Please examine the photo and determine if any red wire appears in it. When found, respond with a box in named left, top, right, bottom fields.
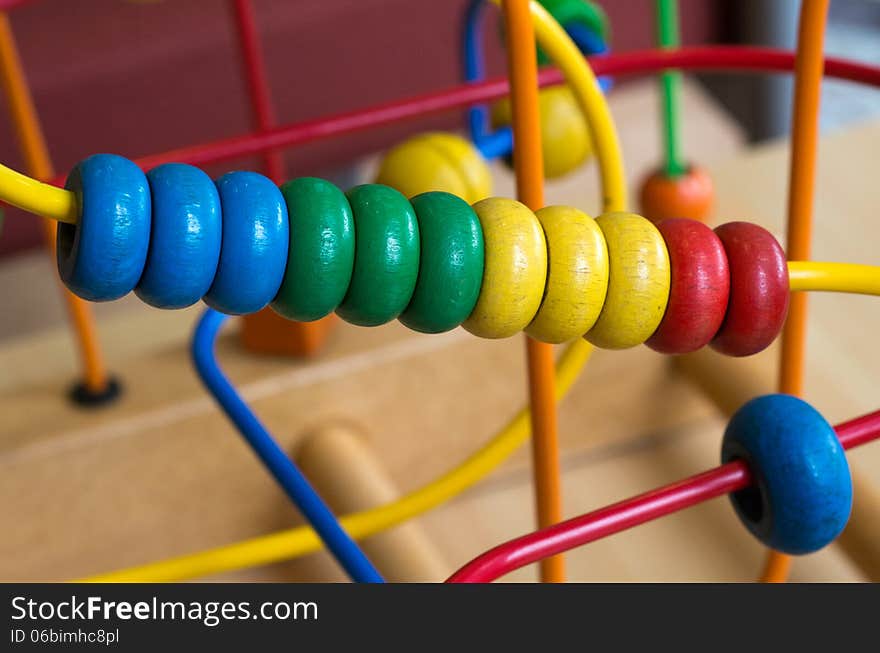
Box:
left=130, top=47, right=879, bottom=169
left=591, top=46, right=880, bottom=87
left=446, top=409, right=880, bottom=583
left=44, top=46, right=880, bottom=186
left=832, top=410, right=880, bottom=451
left=231, top=0, right=284, bottom=183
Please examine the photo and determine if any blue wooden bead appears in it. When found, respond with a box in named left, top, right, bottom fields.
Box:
left=58, top=154, right=151, bottom=301
left=722, top=394, right=852, bottom=554
left=136, top=163, right=222, bottom=309
left=204, top=171, right=289, bottom=315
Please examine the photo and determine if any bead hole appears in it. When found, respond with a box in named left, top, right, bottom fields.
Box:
left=731, top=484, right=764, bottom=525
left=57, top=221, right=77, bottom=268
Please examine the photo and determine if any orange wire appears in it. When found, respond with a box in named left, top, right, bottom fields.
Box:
left=502, top=0, right=565, bottom=583
left=763, top=0, right=829, bottom=584
left=0, top=12, right=108, bottom=392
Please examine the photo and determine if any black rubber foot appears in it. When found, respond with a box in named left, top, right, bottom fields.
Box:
left=68, top=376, right=123, bottom=408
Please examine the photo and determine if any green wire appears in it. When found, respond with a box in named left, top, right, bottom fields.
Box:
left=657, top=0, right=686, bottom=178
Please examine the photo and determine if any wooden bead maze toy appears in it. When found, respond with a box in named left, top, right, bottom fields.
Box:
left=1, top=0, right=880, bottom=584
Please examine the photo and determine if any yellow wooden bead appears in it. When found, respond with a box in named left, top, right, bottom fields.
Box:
left=463, top=197, right=547, bottom=339
left=374, top=132, right=492, bottom=205
left=525, top=205, right=608, bottom=343
left=584, top=212, right=671, bottom=349
left=491, top=86, right=592, bottom=179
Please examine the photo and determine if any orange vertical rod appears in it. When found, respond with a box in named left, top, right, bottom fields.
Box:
left=763, top=0, right=829, bottom=583
left=502, top=0, right=565, bottom=583
left=0, top=12, right=109, bottom=393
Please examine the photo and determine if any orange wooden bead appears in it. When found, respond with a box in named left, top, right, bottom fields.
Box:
left=638, top=165, right=714, bottom=225
left=241, top=310, right=336, bottom=358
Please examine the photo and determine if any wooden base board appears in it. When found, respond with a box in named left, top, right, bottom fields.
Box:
left=0, top=315, right=720, bottom=580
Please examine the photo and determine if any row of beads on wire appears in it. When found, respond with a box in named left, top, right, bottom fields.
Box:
left=59, top=154, right=789, bottom=356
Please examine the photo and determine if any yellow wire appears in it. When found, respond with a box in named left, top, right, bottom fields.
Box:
left=0, top=161, right=77, bottom=223
left=491, top=0, right=627, bottom=213
left=788, top=261, right=880, bottom=296
left=82, top=339, right=593, bottom=582
left=0, top=11, right=76, bottom=222
left=79, top=0, right=625, bottom=584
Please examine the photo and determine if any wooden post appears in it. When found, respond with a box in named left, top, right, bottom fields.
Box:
left=295, top=423, right=448, bottom=582
left=240, top=310, right=335, bottom=358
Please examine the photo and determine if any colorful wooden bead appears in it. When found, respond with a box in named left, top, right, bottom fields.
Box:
left=646, top=218, right=730, bottom=354
left=337, top=184, right=420, bottom=327
left=136, top=163, right=221, bottom=309
left=638, top=165, right=714, bottom=224
left=272, top=177, right=355, bottom=322
left=525, top=205, right=608, bottom=343
left=59, top=154, right=151, bottom=301
left=375, top=132, right=492, bottom=205
left=463, top=198, right=547, bottom=339
left=722, top=394, right=852, bottom=554
left=399, top=192, right=484, bottom=334
left=585, top=212, right=671, bottom=349
left=492, top=86, right=592, bottom=179
left=711, top=222, right=789, bottom=357
left=204, top=171, right=289, bottom=315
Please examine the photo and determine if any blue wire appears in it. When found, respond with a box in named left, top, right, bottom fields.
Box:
left=464, top=0, right=513, bottom=162
left=463, top=0, right=490, bottom=144
left=476, top=126, right=513, bottom=159
left=565, top=20, right=606, bottom=57
left=191, top=308, right=385, bottom=583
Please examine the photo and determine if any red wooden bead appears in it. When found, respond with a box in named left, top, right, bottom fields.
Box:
left=646, top=218, right=730, bottom=354
left=711, top=222, right=789, bottom=357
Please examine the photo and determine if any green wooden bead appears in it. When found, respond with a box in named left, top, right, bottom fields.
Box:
left=271, top=177, right=355, bottom=321
left=337, top=184, right=420, bottom=326
left=400, top=192, right=484, bottom=333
